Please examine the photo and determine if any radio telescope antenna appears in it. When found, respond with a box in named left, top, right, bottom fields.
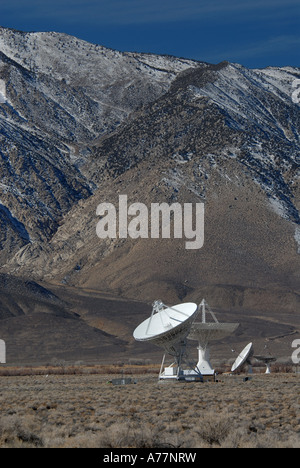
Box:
left=133, top=300, right=198, bottom=380
left=231, top=342, right=254, bottom=373
left=254, top=343, right=276, bottom=374
left=254, top=355, right=276, bottom=374
left=188, top=299, right=239, bottom=376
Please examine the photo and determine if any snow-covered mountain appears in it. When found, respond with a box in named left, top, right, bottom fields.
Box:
left=0, top=27, right=201, bottom=256
left=0, top=26, right=299, bottom=308
left=0, top=27, right=200, bottom=141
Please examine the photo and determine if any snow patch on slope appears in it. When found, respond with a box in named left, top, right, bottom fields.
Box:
left=0, top=79, right=6, bottom=103
left=269, top=197, right=289, bottom=220
left=255, top=67, right=300, bottom=102
left=294, top=227, right=300, bottom=254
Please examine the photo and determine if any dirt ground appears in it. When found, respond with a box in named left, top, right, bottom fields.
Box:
left=0, top=371, right=299, bottom=448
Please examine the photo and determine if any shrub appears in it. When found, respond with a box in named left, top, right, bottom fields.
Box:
left=0, top=415, right=43, bottom=448
left=195, top=412, right=232, bottom=446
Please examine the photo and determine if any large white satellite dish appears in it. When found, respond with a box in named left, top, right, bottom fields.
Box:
left=133, top=300, right=198, bottom=350
left=188, top=299, right=239, bottom=376
left=133, top=300, right=198, bottom=379
left=231, top=342, right=253, bottom=373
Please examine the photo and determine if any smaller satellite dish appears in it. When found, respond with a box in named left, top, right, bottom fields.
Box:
left=187, top=299, right=239, bottom=376
left=231, top=342, right=253, bottom=373
left=254, top=355, right=276, bottom=374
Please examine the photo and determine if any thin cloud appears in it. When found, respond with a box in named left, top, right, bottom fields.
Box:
left=205, top=35, right=300, bottom=64
left=1, top=0, right=299, bottom=26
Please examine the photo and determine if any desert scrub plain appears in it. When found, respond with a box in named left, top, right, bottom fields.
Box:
left=0, top=368, right=299, bottom=448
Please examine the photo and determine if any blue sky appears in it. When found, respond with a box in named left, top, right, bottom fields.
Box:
left=1, top=0, right=300, bottom=68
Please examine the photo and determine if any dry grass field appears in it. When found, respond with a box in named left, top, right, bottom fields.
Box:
left=0, top=368, right=299, bottom=448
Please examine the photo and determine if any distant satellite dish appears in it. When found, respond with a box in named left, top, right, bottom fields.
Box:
left=133, top=300, right=198, bottom=379
left=254, top=355, right=276, bottom=374
left=188, top=299, right=239, bottom=375
left=231, top=342, right=253, bottom=373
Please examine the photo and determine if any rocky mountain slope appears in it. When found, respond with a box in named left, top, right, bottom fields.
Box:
left=0, top=27, right=200, bottom=261
left=0, top=27, right=299, bottom=364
